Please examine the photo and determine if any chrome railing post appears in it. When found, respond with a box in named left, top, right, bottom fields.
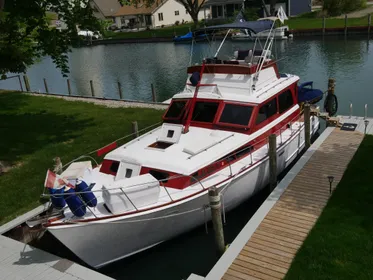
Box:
left=163, top=186, right=174, bottom=202
left=280, top=127, right=283, bottom=144
left=350, top=102, right=353, bottom=118
left=365, top=104, right=368, bottom=120
left=120, top=188, right=138, bottom=211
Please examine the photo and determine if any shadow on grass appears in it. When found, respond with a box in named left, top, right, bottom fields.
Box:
left=0, top=91, right=29, bottom=111
left=0, top=112, right=93, bottom=164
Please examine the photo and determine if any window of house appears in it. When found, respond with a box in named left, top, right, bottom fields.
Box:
left=212, top=5, right=223, bottom=18
left=158, top=13, right=163, bottom=21
left=219, top=104, right=253, bottom=126
left=186, top=10, right=188, bottom=14
left=192, top=102, right=219, bottom=123
left=278, top=90, right=294, bottom=114
left=256, top=98, right=278, bottom=125
left=164, top=101, right=187, bottom=119
left=175, top=10, right=179, bottom=16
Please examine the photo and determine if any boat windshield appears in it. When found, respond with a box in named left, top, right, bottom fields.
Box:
left=164, top=100, right=188, bottom=122
left=218, top=104, right=254, bottom=126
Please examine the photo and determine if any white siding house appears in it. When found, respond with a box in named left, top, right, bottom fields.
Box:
left=114, top=0, right=210, bottom=29
left=152, top=0, right=209, bottom=27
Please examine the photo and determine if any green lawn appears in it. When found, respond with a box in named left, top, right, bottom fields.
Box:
left=104, top=23, right=193, bottom=39
left=0, top=92, right=164, bottom=225
left=285, top=135, right=373, bottom=279
left=287, top=14, right=373, bottom=30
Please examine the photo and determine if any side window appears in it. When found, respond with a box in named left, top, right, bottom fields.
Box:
left=278, top=90, right=294, bottom=114
left=192, top=102, right=219, bottom=123
left=256, top=98, right=278, bottom=125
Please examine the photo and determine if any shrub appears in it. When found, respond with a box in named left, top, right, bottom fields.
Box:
left=323, top=0, right=367, bottom=16
left=175, top=20, right=180, bottom=26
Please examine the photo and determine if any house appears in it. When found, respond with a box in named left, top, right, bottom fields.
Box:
left=203, top=0, right=244, bottom=19
left=204, top=0, right=311, bottom=19
left=91, top=0, right=122, bottom=20
left=114, top=0, right=210, bottom=29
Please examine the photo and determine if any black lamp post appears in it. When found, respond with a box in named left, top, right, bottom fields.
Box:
left=327, top=176, right=334, bottom=194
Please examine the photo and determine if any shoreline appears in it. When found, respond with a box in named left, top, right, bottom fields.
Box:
left=91, top=26, right=373, bottom=46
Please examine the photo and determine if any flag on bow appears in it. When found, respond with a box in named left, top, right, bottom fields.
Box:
left=44, top=169, right=74, bottom=189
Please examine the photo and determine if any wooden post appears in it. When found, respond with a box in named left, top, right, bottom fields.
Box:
left=268, top=134, right=277, bottom=192
left=67, top=79, right=72, bottom=96
left=322, top=16, right=326, bottom=34
left=208, top=187, right=225, bottom=256
left=18, top=75, right=23, bottom=92
left=151, top=83, right=156, bottom=102
left=43, top=78, right=49, bottom=93
left=344, top=14, right=348, bottom=36
left=304, top=103, right=311, bottom=149
left=328, top=78, right=335, bottom=95
left=369, top=14, right=371, bottom=34
left=90, top=80, right=95, bottom=97
left=118, top=81, right=123, bottom=99
left=23, top=75, right=30, bottom=92
left=132, top=121, right=139, bottom=139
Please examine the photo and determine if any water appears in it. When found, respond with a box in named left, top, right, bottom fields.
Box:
left=1, top=36, right=373, bottom=116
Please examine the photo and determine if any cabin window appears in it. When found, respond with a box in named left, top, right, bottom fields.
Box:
left=149, top=170, right=169, bottom=183
left=256, top=98, right=278, bottom=124
left=164, top=101, right=187, bottom=119
left=125, top=169, right=133, bottom=178
left=219, top=104, right=253, bottom=126
left=110, top=161, right=120, bottom=173
left=278, top=90, right=294, bottom=113
left=192, top=102, right=219, bottom=123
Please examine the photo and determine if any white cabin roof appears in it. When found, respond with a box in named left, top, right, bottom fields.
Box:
left=105, top=126, right=251, bottom=175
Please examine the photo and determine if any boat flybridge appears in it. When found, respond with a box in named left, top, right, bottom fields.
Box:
left=35, top=17, right=321, bottom=269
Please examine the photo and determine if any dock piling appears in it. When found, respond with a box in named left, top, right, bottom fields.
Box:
left=67, top=79, right=72, bottom=96
left=269, top=134, right=277, bottom=192
left=18, top=75, right=23, bottom=92
left=151, top=83, right=156, bottom=102
left=369, top=14, right=371, bottom=34
left=132, top=121, right=139, bottom=139
left=90, top=80, right=95, bottom=97
left=23, top=75, right=30, bottom=92
left=118, top=81, right=123, bottom=99
left=43, top=78, right=49, bottom=93
left=208, top=187, right=225, bottom=256
left=304, top=103, right=311, bottom=149
left=345, top=14, right=348, bottom=36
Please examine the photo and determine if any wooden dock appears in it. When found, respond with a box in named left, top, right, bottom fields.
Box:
left=203, top=125, right=365, bottom=280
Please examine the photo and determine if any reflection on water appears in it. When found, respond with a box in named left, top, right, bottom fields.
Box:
left=1, top=37, right=372, bottom=113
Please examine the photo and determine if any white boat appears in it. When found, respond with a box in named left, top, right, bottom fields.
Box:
left=232, top=18, right=292, bottom=41
left=39, top=19, right=320, bottom=269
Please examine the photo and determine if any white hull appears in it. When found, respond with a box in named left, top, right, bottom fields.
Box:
left=48, top=117, right=319, bottom=268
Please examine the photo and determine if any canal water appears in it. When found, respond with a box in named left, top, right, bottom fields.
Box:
left=1, top=36, right=373, bottom=116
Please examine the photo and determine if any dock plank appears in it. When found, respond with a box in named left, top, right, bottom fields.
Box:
left=222, top=128, right=364, bottom=279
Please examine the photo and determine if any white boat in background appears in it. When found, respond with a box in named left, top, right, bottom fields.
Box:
left=232, top=17, right=292, bottom=41
left=35, top=13, right=321, bottom=269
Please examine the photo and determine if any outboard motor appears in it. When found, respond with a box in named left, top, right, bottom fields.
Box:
left=64, top=188, right=86, bottom=217
left=76, top=180, right=97, bottom=207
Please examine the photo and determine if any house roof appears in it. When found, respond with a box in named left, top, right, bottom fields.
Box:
left=203, top=0, right=244, bottom=6
left=92, top=0, right=121, bottom=17
left=114, top=1, right=161, bottom=16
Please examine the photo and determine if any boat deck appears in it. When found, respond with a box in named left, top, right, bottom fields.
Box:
left=203, top=125, right=365, bottom=280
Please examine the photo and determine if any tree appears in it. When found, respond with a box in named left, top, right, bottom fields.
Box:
left=122, top=0, right=206, bottom=26
left=323, top=0, right=367, bottom=16
left=269, top=0, right=276, bottom=16
left=0, top=0, right=101, bottom=77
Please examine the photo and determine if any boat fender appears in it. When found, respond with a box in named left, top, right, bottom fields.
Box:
left=49, top=188, right=66, bottom=209
left=76, top=180, right=97, bottom=207
left=190, top=72, right=200, bottom=86
left=64, top=188, right=86, bottom=217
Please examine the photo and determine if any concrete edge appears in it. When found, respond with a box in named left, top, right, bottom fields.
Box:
left=204, top=127, right=335, bottom=280
left=0, top=203, right=49, bottom=234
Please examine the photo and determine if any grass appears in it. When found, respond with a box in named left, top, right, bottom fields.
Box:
left=287, top=14, right=373, bottom=30
left=0, top=91, right=164, bottom=225
left=104, top=23, right=194, bottom=39
left=285, top=135, right=373, bottom=279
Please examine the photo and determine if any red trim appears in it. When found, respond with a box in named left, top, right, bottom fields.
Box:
left=99, top=160, right=119, bottom=176
left=46, top=111, right=303, bottom=227
left=97, top=142, right=117, bottom=157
